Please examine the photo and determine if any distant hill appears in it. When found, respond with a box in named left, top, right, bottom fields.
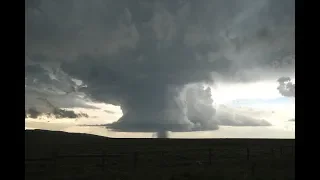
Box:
left=25, top=129, right=109, bottom=145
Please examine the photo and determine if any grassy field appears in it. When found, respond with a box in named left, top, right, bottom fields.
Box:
left=25, top=130, right=295, bottom=180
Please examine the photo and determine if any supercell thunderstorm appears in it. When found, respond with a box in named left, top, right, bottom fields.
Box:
left=26, top=0, right=294, bottom=133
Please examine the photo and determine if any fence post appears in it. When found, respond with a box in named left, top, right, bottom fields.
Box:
left=246, top=147, right=250, bottom=160
left=292, top=146, right=295, bottom=155
left=161, top=151, right=166, bottom=166
left=133, top=152, right=138, bottom=170
left=208, top=148, right=212, bottom=165
left=251, top=162, right=256, bottom=176
left=101, top=152, right=105, bottom=171
left=271, top=148, right=275, bottom=157
left=51, top=150, right=58, bottom=174
left=170, top=174, right=175, bottom=180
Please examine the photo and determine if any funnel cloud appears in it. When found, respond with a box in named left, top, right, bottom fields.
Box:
left=26, top=0, right=294, bottom=132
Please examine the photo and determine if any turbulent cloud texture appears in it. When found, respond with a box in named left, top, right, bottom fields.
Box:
left=25, top=107, right=88, bottom=119
left=277, top=77, right=295, bottom=97
left=26, top=0, right=294, bottom=131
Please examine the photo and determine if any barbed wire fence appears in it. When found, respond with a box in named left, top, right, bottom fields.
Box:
left=25, top=145, right=294, bottom=178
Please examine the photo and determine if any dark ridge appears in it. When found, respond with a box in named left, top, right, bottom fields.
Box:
left=25, top=129, right=110, bottom=145
left=25, top=129, right=294, bottom=145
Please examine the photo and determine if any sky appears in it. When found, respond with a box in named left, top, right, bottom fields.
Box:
left=25, top=78, right=295, bottom=139
left=25, top=0, right=295, bottom=138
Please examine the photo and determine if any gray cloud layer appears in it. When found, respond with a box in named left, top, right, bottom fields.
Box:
left=26, top=0, right=294, bottom=132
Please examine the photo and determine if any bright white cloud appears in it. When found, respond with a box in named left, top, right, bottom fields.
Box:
left=210, top=80, right=282, bottom=105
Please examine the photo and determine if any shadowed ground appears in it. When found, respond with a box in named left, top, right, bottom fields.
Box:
left=25, top=130, right=295, bottom=180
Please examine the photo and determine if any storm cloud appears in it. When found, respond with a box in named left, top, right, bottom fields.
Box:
left=26, top=0, right=294, bottom=132
left=25, top=107, right=89, bottom=119
left=277, top=77, right=295, bottom=97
